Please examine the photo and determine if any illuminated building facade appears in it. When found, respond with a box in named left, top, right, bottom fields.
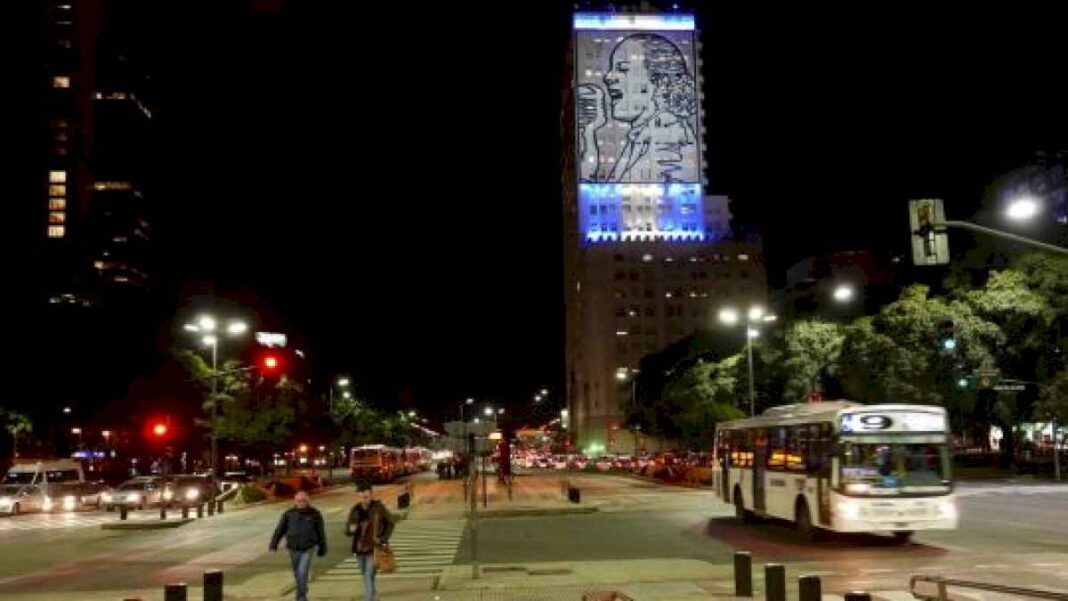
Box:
left=564, top=12, right=767, bottom=453
left=43, top=0, right=152, bottom=307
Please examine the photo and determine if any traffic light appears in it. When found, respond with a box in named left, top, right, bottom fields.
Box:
left=957, top=377, right=969, bottom=389
left=152, top=422, right=168, bottom=437
left=259, top=351, right=284, bottom=377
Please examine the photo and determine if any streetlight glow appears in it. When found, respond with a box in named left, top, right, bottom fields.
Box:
left=763, top=314, right=778, bottom=323
left=183, top=323, right=200, bottom=332
left=833, top=284, right=855, bottom=302
left=540, top=388, right=548, bottom=395
left=202, top=334, right=217, bottom=346
left=342, top=391, right=352, bottom=400
left=337, top=377, right=350, bottom=387
left=718, top=307, right=739, bottom=325
left=197, top=315, right=217, bottom=332
left=747, top=328, right=760, bottom=339
left=483, top=406, right=493, bottom=416
left=70, top=427, right=81, bottom=435
left=465, top=398, right=474, bottom=405
left=227, top=321, right=248, bottom=335
left=1007, top=196, right=1040, bottom=221
left=747, top=306, right=765, bottom=322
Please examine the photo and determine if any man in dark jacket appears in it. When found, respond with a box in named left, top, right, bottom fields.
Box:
left=270, top=491, right=327, bottom=601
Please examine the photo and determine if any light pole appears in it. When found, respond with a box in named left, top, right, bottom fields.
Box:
left=71, top=427, right=83, bottom=450
left=719, top=305, right=777, bottom=417
left=832, top=284, right=855, bottom=303
left=184, top=314, right=248, bottom=475
left=330, top=376, right=351, bottom=415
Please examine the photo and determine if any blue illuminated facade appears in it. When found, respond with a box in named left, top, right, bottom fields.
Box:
left=579, top=183, right=707, bottom=244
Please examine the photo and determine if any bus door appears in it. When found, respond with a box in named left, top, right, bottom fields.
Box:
left=816, top=424, right=832, bottom=525
left=752, top=429, right=767, bottom=513
left=716, top=431, right=730, bottom=503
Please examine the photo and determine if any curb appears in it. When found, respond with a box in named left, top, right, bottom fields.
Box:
left=101, top=518, right=195, bottom=530
left=466, top=505, right=599, bottom=519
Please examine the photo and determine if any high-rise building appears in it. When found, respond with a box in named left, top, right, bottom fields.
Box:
left=563, top=11, right=767, bottom=453
left=42, top=0, right=153, bottom=307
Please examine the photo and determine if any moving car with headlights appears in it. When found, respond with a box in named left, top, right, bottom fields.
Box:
left=165, top=475, right=219, bottom=508
left=2, top=459, right=87, bottom=513
left=102, top=476, right=168, bottom=511
left=0, top=484, right=47, bottom=515
left=714, top=401, right=956, bottom=543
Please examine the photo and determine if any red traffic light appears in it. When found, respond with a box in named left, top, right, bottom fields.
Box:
left=152, top=423, right=168, bottom=437
left=259, top=351, right=284, bottom=376
left=264, top=355, right=278, bottom=370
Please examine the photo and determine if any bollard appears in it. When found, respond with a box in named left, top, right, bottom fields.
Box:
left=765, top=564, right=786, bottom=601
left=844, top=592, right=872, bottom=601
left=181, top=506, right=189, bottom=519
left=398, top=492, right=411, bottom=510
left=207, top=500, right=215, bottom=516
left=567, top=487, right=580, bottom=503
left=120, top=505, right=128, bottom=520
left=196, top=504, right=204, bottom=518
left=163, top=583, right=187, bottom=601
left=216, top=500, right=224, bottom=515
left=203, top=570, right=223, bottom=601
left=799, top=575, right=822, bottom=601
left=733, top=551, right=752, bottom=597
left=160, top=506, right=167, bottom=520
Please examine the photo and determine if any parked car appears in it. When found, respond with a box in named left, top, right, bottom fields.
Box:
left=102, top=476, right=168, bottom=511
left=75, top=480, right=109, bottom=509
left=0, top=484, right=48, bottom=515
left=220, top=472, right=251, bottom=493
left=552, top=455, right=568, bottom=470
left=567, top=455, right=589, bottom=470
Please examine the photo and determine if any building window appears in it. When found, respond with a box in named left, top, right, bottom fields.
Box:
left=49, top=170, right=67, bottom=183
left=738, top=254, right=750, bottom=262
left=47, top=225, right=65, bottom=238
left=52, top=76, right=70, bottom=88
left=49, top=184, right=66, bottom=196
left=48, top=198, right=66, bottom=210
left=48, top=212, right=66, bottom=224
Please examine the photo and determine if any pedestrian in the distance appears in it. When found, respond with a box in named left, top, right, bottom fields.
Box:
left=346, top=482, right=394, bottom=601
left=269, top=491, right=327, bottom=601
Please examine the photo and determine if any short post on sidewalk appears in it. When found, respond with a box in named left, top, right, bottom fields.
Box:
left=181, top=506, right=189, bottom=519
left=734, top=551, right=752, bottom=597
left=765, top=564, right=785, bottom=601
left=163, top=582, right=187, bottom=601
left=207, top=499, right=215, bottom=516
left=203, top=569, right=223, bottom=601
left=799, top=574, right=821, bottom=601
left=160, top=506, right=167, bottom=520
left=216, top=500, right=224, bottom=514
left=196, top=504, right=204, bottom=518
left=120, top=505, right=128, bottom=520
left=844, top=592, right=872, bottom=601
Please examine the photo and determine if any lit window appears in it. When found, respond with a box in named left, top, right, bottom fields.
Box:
left=93, top=261, right=105, bottom=270
left=48, top=211, right=66, bottom=224
left=49, top=184, right=66, bottom=196
left=738, top=254, right=750, bottom=262
left=48, top=225, right=65, bottom=238
left=93, top=181, right=132, bottom=191
left=641, top=254, right=653, bottom=262
left=49, top=170, right=67, bottom=183
left=615, top=330, right=628, bottom=336
left=52, top=76, right=70, bottom=88
left=48, top=198, right=66, bottom=210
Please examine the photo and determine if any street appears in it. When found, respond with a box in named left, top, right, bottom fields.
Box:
left=0, top=472, right=1066, bottom=599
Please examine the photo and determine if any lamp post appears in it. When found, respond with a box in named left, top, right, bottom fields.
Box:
left=71, top=427, right=83, bottom=450
left=719, top=305, right=777, bottom=417
left=184, top=314, right=248, bottom=475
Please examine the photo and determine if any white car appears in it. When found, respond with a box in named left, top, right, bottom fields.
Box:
left=0, top=484, right=47, bottom=515
left=103, top=477, right=168, bottom=511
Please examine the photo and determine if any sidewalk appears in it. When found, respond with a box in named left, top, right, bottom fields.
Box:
left=406, top=475, right=590, bottom=520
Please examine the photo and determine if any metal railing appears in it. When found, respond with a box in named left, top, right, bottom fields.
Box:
left=910, top=575, right=1068, bottom=601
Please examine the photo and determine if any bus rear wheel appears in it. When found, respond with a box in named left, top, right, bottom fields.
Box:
left=733, top=488, right=753, bottom=523
left=892, top=531, right=913, bottom=544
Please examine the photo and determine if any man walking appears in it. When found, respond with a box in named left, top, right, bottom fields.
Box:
left=346, top=482, right=394, bottom=601
left=270, top=491, right=327, bottom=601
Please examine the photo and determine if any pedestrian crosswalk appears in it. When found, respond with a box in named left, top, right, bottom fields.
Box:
left=956, top=484, right=1068, bottom=498
left=318, top=519, right=465, bottom=581
left=0, top=511, right=116, bottom=535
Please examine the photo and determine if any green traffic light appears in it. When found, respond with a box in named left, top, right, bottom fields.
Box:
left=957, top=377, right=968, bottom=388
left=944, top=338, right=957, bottom=350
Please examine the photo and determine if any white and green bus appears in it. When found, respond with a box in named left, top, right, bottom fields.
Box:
left=713, top=401, right=957, bottom=542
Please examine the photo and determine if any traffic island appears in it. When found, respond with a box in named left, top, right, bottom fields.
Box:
left=101, top=517, right=195, bottom=530
left=467, top=505, right=599, bottom=519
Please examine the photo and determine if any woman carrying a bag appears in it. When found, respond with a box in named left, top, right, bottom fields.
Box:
left=346, top=481, right=395, bottom=601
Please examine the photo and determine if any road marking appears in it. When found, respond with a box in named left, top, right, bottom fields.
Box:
left=317, top=519, right=465, bottom=581
left=1031, top=563, right=1066, bottom=567
left=859, top=568, right=896, bottom=574
left=974, top=564, right=1010, bottom=569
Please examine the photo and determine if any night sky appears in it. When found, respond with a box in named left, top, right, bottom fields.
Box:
left=12, top=2, right=1066, bottom=422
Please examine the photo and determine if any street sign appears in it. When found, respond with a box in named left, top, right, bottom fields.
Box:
left=994, top=383, right=1026, bottom=392
left=909, top=199, right=951, bottom=266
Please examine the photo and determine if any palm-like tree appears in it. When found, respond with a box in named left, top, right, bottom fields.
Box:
left=3, top=411, right=32, bottom=459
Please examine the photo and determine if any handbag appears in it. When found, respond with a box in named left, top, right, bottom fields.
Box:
left=372, top=512, right=396, bottom=573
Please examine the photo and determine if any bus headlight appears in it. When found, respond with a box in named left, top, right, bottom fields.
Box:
left=163, top=489, right=174, bottom=501
left=101, top=492, right=113, bottom=503
left=845, top=483, right=871, bottom=494
left=62, top=495, right=77, bottom=511
left=837, top=499, right=861, bottom=520
left=937, top=500, right=956, bottom=519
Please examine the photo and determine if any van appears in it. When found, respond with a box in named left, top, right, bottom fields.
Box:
left=0, top=459, right=86, bottom=513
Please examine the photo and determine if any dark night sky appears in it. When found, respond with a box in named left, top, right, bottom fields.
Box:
left=12, top=2, right=1066, bottom=420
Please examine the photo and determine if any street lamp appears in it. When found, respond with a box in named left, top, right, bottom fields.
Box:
left=337, top=377, right=350, bottom=387
left=833, top=284, right=855, bottom=303
left=719, top=305, right=777, bottom=417
left=184, top=314, right=248, bottom=475
left=71, top=427, right=83, bottom=449
left=1006, top=195, right=1040, bottom=221
left=483, top=406, right=494, bottom=417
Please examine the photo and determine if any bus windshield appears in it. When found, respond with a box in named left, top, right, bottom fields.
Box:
left=840, top=442, right=949, bottom=494
left=352, top=450, right=382, bottom=465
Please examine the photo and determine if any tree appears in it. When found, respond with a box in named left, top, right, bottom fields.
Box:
left=2, top=410, right=32, bottom=459
left=656, top=355, right=745, bottom=450
left=782, top=320, right=845, bottom=401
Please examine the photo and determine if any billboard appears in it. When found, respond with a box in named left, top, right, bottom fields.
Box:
left=574, top=14, right=700, bottom=185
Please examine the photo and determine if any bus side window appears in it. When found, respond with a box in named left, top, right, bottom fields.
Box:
left=787, top=425, right=807, bottom=472
left=767, top=427, right=786, bottom=470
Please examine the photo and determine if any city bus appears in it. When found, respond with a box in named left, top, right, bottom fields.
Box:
left=350, top=445, right=402, bottom=482
left=713, top=401, right=957, bottom=542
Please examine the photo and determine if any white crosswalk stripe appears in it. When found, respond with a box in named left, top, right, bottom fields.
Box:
left=955, top=485, right=1068, bottom=498
left=0, top=512, right=118, bottom=534
left=318, top=519, right=465, bottom=581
